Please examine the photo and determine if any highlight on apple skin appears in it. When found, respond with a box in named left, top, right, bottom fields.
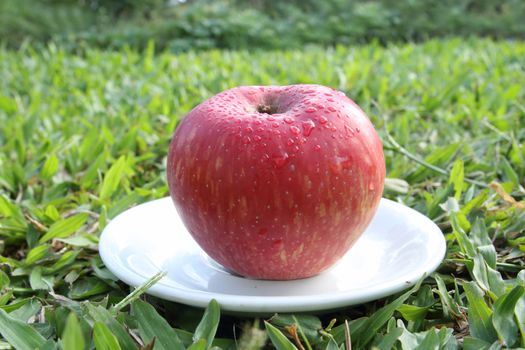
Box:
left=167, top=84, right=385, bottom=280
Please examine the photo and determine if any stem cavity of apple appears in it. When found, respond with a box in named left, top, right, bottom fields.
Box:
left=257, top=103, right=278, bottom=114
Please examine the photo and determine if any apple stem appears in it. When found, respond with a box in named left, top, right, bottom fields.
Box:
left=257, top=103, right=277, bottom=114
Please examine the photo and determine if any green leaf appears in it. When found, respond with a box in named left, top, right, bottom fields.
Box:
left=373, top=326, right=403, bottom=350
left=94, top=321, right=122, bottom=350
left=492, top=285, right=524, bottom=347
left=462, top=336, right=492, bottom=350
left=193, top=299, right=220, bottom=348
left=265, top=321, right=298, bottom=350
left=397, top=304, right=429, bottom=321
left=61, top=312, right=85, bottom=350
left=25, top=244, right=52, bottom=265
left=325, top=338, right=339, bottom=350
left=470, top=218, right=492, bottom=247
left=9, top=299, right=42, bottom=323
left=187, top=339, right=207, bottom=350
left=478, top=245, right=497, bottom=271
left=397, top=323, right=457, bottom=350
left=30, top=266, right=51, bottom=290
left=41, top=153, right=60, bottom=180
left=450, top=216, right=476, bottom=258
left=131, top=299, right=185, bottom=350
left=354, top=279, right=422, bottom=348
left=0, top=94, right=16, bottom=113
left=44, top=250, right=80, bottom=274
left=0, top=308, right=47, bottom=350
left=0, top=195, right=25, bottom=222
left=414, top=328, right=440, bottom=350
left=448, top=158, right=464, bottom=199
left=499, top=158, right=520, bottom=187
left=409, top=143, right=460, bottom=182
left=83, top=304, right=138, bottom=350
left=69, top=278, right=109, bottom=299
left=516, top=271, right=525, bottom=347
left=41, top=339, right=59, bottom=350
left=45, top=205, right=60, bottom=221
left=0, top=298, right=32, bottom=313
left=39, top=213, right=89, bottom=243
left=434, top=274, right=462, bottom=319
left=0, top=292, right=13, bottom=307
left=99, top=156, right=127, bottom=200
left=0, top=269, right=10, bottom=289
left=56, top=235, right=98, bottom=247
left=463, top=281, right=497, bottom=342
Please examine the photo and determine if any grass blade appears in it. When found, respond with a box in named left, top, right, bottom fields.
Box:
left=111, top=271, right=166, bottom=314
left=325, top=338, right=339, bottom=350
left=94, top=321, right=122, bottom=350
left=61, top=312, right=85, bottom=350
left=265, top=321, right=298, bottom=350
left=193, top=299, right=220, bottom=349
left=0, top=308, right=47, bottom=350
left=83, top=304, right=138, bottom=350
left=187, top=339, right=207, bottom=350
left=492, top=285, right=524, bottom=347
left=462, top=281, right=497, bottom=342
left=39, top=213, right=89, bottom=243
left=354, top=278, right=423, bottom=348
left=99, top=156, right=127, bottom=200
left=132, top=299, right=185, bottom=350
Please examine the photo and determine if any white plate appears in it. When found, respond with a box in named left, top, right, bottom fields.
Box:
left=99, top=197, right=445, bottom=314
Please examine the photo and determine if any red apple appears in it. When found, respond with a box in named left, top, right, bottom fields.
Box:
left=167, top=84, right=385, bottom=280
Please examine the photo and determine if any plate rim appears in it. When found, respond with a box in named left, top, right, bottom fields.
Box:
left=99, top=197, right=446, bottom=313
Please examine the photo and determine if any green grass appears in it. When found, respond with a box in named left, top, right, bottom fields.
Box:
left=0, top=38, right=524, bottom=349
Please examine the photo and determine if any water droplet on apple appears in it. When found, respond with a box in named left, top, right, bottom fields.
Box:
left=272, top=122, right=279, bottom=128
left=258, top=228, right=268, bottom=237
left=290, top=126, right=301, bottom=135
left=242, top=136, right=251, bottom=144
left=286, top=138, right=295, bottom=146
left=272, top=153, right=289, bottom=168
left=328, top=106, right=337, bottom=112
left=302, top=120, right=315, bottom=136
left=356, top=127, right=361, bottom=133
left=267, top=116, right=275, bottom=121
left=314, top=144, right=321, bottom=151
left=319, top=116, right=328, bottom=124
left=369, top=182, right=375, bottom=191
left=253, top=135, right=262, bottom=142
left=305, top=107, right=316, bottom=113
left=272, top=129, right=281, bottom=135
left=284, top=116, right=294, bottom=124
left=245, top=126, right=253, bottom=133
left=345, top=124, right=354, bottom=135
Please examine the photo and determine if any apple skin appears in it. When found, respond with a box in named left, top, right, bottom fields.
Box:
left=167, top=84, right=385, bottom=280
